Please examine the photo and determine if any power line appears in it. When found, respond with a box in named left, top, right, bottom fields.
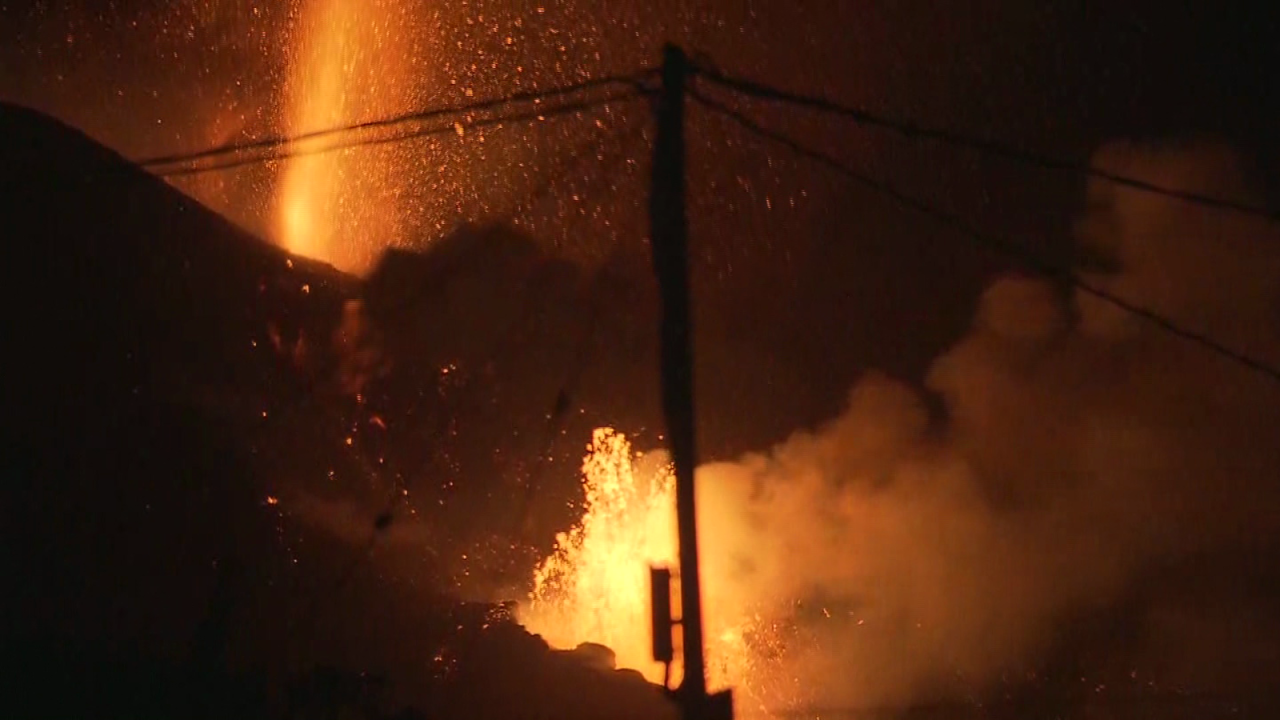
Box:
left=140, top=70, right=656, bottom=176
left=689, top=89, right=1280, bottom=386
left=152, top=87, right=646, bottom=178
left=139, top=70, right=653, bottom=168
left=690, top=63, right=1280, bottom=223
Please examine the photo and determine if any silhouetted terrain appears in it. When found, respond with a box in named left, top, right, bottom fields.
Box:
left=0, top=102, right=681, bottom=718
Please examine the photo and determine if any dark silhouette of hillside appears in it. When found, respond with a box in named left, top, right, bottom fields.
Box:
left=0, top=102, right=680, bottom=718
left=1, top=100, right=353, bottom=653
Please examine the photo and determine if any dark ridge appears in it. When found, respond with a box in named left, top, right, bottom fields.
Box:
left=0, top=102, right=680, bottom=718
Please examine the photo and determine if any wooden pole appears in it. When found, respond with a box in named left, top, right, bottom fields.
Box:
left=648, top=42, right=708, bottom=701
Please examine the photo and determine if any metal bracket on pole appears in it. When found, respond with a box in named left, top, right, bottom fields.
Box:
left=651, top=566, right=675, bottom=665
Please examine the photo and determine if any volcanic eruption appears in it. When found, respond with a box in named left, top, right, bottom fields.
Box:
left=518, top=138, right=1280, bottom=716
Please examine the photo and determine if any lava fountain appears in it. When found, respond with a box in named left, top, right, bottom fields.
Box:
left=522, top=428, right=680, bottom=681
left=520, top=428, right=800, bottom=713
left=276, top=0, right=415, bottom=273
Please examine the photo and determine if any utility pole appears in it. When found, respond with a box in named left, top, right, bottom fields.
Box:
left=648, top=42, right=733, bottom=720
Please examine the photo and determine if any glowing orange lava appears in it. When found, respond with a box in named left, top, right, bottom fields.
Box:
left=276, top=0, right=412, bottom=273
left=522, top=428, right=680, bottom=681
left=519, top=428, right=799, bottom=712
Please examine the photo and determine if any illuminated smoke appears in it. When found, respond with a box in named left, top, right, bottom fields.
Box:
left=520, top=139, right=1280, bottom=712
left=276, top=0, right=416, bottom=273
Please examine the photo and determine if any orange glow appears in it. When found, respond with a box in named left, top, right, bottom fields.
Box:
left=266, top=495, right=279, bottom=506
left=281, top=196, right=314, bottom=256
left=276, top=0, right=413, bottom=273
left=519, top=429, right=795, bottom=709
left=522, top=428, right=679, bottom=682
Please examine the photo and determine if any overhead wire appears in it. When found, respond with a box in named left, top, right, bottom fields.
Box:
left=151, top=87, right=648, bottom=178
left=690, top=63, right=1280, bottom=223
left=688, top=88, right=1280, bottom=386
left=138, top=70, right=656, bottom=175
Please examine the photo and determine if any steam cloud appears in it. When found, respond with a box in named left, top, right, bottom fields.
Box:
left=688, top=139, right=1280, bottom=708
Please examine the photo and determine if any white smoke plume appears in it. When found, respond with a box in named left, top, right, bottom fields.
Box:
left=685, top=138, right=1280, bottom=709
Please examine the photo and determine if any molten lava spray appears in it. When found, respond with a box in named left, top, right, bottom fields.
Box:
left=521, top=429, right=798, bottom=710
left=524, top=429, right=679, bottom=681
left=277, top=0, right=415, bottom=273
left=520, top=140, right=1280, bottom=713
